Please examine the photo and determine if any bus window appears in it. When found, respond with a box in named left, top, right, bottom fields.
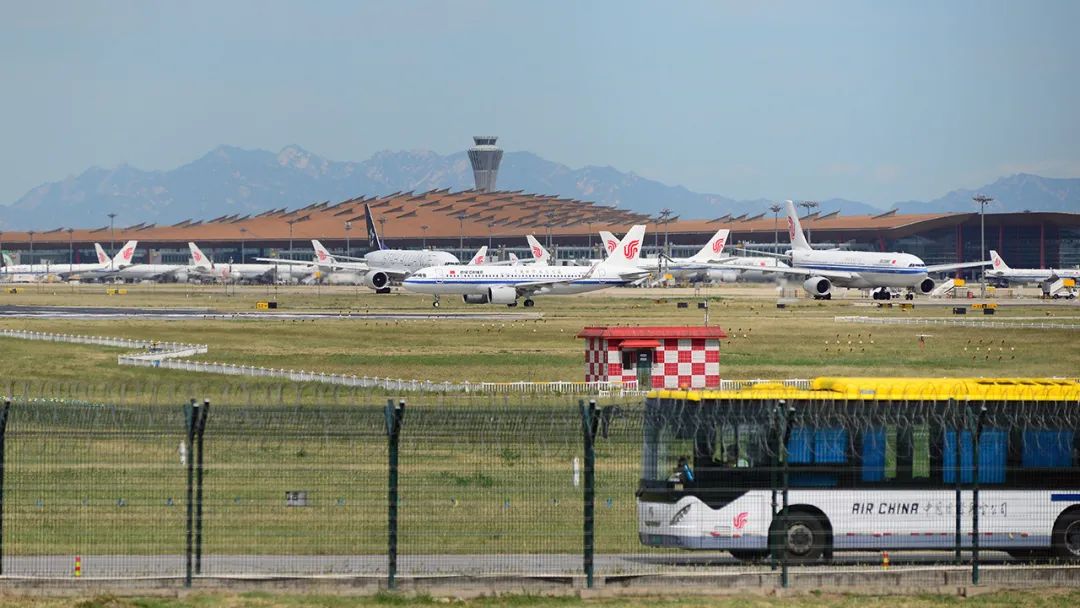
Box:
left=912, top=425, right=930, bottom=478
left=787, top=427, right=848, bottom=487
left=943, top=429, right=1007, bottom=484
left=713, top=422, right=761, bottom=467
left=1022, top=430, right=1074, bottom=468
left=861, top=426, right=897, bottom=482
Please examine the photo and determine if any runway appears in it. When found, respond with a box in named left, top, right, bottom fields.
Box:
left=0, top=305, right=544, bottom=321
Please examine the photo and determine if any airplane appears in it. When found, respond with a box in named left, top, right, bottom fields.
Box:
left=92, top=243, right=189, bottom=282
left=258, top=203, right=459, bottom=293
left=188, top=242, right=296, bottom=283
left=717, top=200, right=991, bottom=300
left=403, top=225, right=653, bottom=308
left=986, top=250, right=1080, bottom=286
left=1, top=241, right=137, bottom=282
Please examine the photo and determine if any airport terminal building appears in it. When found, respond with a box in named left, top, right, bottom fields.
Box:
left=1, top=189, right=1078, bottom=275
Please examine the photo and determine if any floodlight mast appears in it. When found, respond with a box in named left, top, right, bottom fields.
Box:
left=973, top=194, right=994, bottom=296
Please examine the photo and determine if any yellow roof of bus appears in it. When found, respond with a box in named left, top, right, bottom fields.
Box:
left=648, top=377, right=1080, bottom=402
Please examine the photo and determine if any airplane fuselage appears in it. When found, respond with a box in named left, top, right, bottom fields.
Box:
left=365, top=250, right=459, bottom=274
left=793, top=250, right=929, bottom=289
left=403, top=265, right=630, bottom=297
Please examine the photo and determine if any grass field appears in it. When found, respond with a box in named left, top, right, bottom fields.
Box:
left=2, top=284, right=1078, bottom=390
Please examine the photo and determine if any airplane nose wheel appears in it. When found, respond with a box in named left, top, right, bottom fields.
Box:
left=523, top=298, right=535, bottom=308
left=432, top=297, right=441, bottom=308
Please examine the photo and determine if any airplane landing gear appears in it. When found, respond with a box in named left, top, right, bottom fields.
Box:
left=432, top=296, right=441, bottom=308
left=523, top=298, right=535, bottom=308
left=507, top=301, right=518, bottom=308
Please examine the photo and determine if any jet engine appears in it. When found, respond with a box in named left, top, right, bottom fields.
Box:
left=488, top=286, right=518, bottom=305
left=364, top=271, right=389, bottom=290
left=803, top=277, right=832, bottom=298
left=918, top=277, right=935, bottom=294
left=706, top=269, right=739, bottom=284
left=462, top=294, right=490, bottom=304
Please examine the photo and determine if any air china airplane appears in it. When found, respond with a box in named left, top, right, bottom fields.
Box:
left=90, top=243, right=190, bottom=282
left=404, top=226, right=653, bottom=307
left=260, top=204, right=459, bottom=292
left=525, top=235, right=553, bottom=265
left=719, top=200, right=990, bottom=299
left=986, top=250, right=1080, bottom=286
left=0, top=242, right=121, bottom=282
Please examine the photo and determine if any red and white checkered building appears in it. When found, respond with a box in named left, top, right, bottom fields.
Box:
left=577, top=326, right=727, bottom=390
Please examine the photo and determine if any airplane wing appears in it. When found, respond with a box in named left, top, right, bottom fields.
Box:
left=703, top=262, right=858, bottom=281
left=925, top=260, right=991, bottom=273
left=254, top=257, right=362, bottom=271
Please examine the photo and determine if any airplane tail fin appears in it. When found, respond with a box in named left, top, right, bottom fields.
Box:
left=1, top=251, right=11, bottom=267
left=365, top=203, right=386, bottom=251
left=989, top=250, right=1010, bottom=272
left=94, top=243, right=109, bottom=265
left=525, top=235, right=551, bottom=265
left=599, top=231, right=619, bottom=258
left=312, top=240, right=336, bottom=265
left=112, top=240, right=138, bottom=268
left=508, top=252, right=520, bottom=266
left=688, top=228, right=730, bottom=262
left=188, top=242, right=213, bottom=269
left=784, top=200, right=812, bottom=251
left=468, top=246, right=487, bottom=265
left=599, top=225, right=646, bottom=269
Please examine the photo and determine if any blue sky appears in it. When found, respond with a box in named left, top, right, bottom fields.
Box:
left=1, top=0, right=1078, bottom=206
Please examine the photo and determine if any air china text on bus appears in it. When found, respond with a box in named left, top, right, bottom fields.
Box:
left=637, top=378, right=1080, bottom=563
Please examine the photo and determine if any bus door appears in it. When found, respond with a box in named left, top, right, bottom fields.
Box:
left=636, top=349, right=653, bottom=388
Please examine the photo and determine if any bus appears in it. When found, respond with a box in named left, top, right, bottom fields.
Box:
left=637, top=377, right=1080, bottom=562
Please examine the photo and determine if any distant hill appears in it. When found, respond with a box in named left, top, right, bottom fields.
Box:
left=892, top=173, right=1080, bottom=214
left=0, top=145, right=1076, bottom=230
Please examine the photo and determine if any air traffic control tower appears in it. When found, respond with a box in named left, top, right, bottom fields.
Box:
left=468, top=136, right=503, bottom=193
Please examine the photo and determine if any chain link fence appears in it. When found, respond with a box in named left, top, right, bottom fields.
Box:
left=0, top=382, right=1077, bottom=591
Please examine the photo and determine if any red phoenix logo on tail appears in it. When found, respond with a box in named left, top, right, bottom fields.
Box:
left=993, top=257, right=1001, bottom=268
left=787, top=217, right=796, bottom=241
left=605, top=239, right=617, bottom=253
left=733, top=512, right=748, bottom=529
left=712, top=238, right=725, bottom=254
left=121, top=247, right=134, bottom=261
left=317, top=250, right=329, bottom=262
left=531, top=245, right=543, bottom=258
left=623, top=239, right=640, bottom=259
left=474, top=255, right=484, bottom=264
left=193, top=251, right=202, bottom=262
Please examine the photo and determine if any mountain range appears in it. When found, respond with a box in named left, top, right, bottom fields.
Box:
left=1, top=145, right=1077, bottom=230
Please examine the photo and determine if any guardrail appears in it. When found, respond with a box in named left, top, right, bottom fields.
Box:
left=834, top=315, right=1080, bottom=330
left=0, top=329, right=208, bottom=354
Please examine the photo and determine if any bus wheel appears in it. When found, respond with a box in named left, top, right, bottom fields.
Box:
left=782, top=515, right=826, bottom=563
left=1052, top=511, right=1080, bottom=560
left=729, top=549, right=768, bottom=563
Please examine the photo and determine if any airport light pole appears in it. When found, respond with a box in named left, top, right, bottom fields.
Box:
left=344, top=221, right=352, bottom=257
left=239, top=227, right=247, bottom=263
left=379, top=218, right=387, bottom=244
left=658, top=208, right=673, bottom=256
left=421, top=225, right=429, bottom=250
left=0, top=231, right=4, bottom=266
left=27, top=231, right=35, bottom=266
left=457, top=212, right=467, bottom=252
left=287, top=219, right=297, bottom=259
left=487, top=222, right=495, bottom=250
left=798, top=201, right=819, bottom=245
left=107, top=212, right=117, bottom=254
left=973, top=194, right=993, bottom=296
left=67, top=228, right=74, bottom=273
left=769, top=204, right=783, bottom=248
left=545, top=211, right=556, bottom=249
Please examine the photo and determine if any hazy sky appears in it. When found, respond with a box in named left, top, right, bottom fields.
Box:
left=2, top=0, right=1078, bottom=206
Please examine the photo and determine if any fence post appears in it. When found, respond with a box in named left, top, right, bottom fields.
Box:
left=183, top=398, right=198, bottom=588
left=578, top=398, right=599, bottom=589
left=0, top=399, right=10, bottom=576
left=769, top=400, right=779, bottom=572
left=384, top=398, right=405, bottom=590
left=780, top=401, right=793, bottom=589
left=952, top=398, right=962, bottom=566
left=972, top=401, right=987, bottom=585
left=194, top=398, right=210, bottom=575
